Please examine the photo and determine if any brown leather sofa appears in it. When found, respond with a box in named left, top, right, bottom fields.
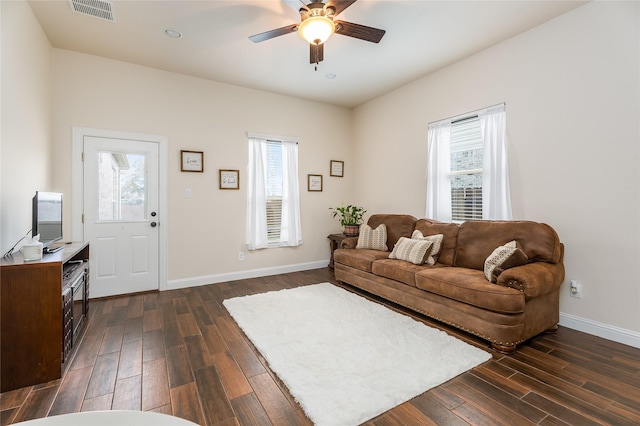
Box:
left=333, top=214, right=565, bottom=353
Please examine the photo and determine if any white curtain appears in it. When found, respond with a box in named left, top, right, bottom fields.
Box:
left=425, top=121, right=452, bottom=222
left=246, top=138, right=268, bottom=250
left=279, top=141, right=303, bottom=246
left=479, top=105, right=513, bottom=220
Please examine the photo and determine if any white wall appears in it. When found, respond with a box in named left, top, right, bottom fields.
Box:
left=1, top=1, right=53, bottom=254
left=50, top=50, right=353, bottom=283
left=353, top=1, right=640, bottom=338
left=4, top=0, right=637, bottom=344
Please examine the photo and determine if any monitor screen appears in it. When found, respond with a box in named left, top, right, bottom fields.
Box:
left=33, top=191, right=63, bottom=247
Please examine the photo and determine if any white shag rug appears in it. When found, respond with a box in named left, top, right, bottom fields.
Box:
left=223, top=283, right=491, bottom=426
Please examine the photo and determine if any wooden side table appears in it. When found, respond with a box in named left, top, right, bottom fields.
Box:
left=327, top=233, right=347, bottom=269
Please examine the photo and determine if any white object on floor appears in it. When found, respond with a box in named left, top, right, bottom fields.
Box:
left=14, top=410, right=199, bottom=425
left=223, top=282, right=492, bottom=426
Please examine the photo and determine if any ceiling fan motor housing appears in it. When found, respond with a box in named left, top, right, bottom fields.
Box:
left=300, top=2, right=336, bottom=20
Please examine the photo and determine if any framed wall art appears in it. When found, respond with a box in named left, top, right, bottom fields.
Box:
left=219, top=169, right=240, bottom=190
left=308, top=174, right=323, bottom=192
left=330, top=160, right=344, bottom=177
left=181, top=150, right=204, bottom=172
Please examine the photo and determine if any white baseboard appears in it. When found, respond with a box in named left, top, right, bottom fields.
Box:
left=166, top=259, right=329, bottom=290
left=559, top=312, right=640, bottom=349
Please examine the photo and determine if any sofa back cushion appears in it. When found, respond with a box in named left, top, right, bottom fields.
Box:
left=414, top=219, right=459, bottom=266
left=367, top=214, right=417, bottom=251
left=455, top=220, right=562, bottom=270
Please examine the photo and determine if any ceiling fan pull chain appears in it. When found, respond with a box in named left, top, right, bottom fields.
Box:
left=312, top=40, right=321, bottom=71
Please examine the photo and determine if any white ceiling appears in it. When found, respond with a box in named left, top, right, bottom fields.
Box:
left=28, top=0, right=586, bottom=108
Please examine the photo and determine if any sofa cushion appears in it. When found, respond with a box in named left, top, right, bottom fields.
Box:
left=411, top=230, right=443, bottom=265
left=366, top=214, right=417, bottom=251
left=388, top=237, right=434, bottom=265
left=484, top=241, right=529, bottom=283
left=334, top=248, right=390, bottom=272
left=415, top=267, right=525, bottom=314
left=455, top=221, right=562, bottom=270
left=414, top=219, right=459, bottom=266
left=356, top=224, right=388, bottom=251
left=371, top=259, right=435, bottom=287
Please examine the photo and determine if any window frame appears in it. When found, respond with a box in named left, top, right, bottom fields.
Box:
left=265, top=140, right=283, bottom=246
left=449, top=115, right=483, bottom=223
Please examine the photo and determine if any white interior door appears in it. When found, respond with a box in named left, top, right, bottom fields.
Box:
left=83, top=136, right=160, bottom=298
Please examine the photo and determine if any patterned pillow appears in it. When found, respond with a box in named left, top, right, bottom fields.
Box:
left=484, top=241, right=529, bottom=283
left=356, top=224, right=388, bottom=251
left=388, top=237, right=434, bottom=265
left=411, top=230, right=444, bottom=265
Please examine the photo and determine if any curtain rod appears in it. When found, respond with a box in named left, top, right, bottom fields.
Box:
left=428, top=102, right=505, bottom=127
left=247, top=131, right=299, bottom=144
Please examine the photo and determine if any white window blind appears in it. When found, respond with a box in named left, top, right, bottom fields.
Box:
left=450, top=116, right=483, bottom=222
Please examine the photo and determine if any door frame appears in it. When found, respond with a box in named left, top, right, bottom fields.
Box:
left=72, top=127, right=169, bottom=292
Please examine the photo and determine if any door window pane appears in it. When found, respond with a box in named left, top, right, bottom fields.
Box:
left=98, top=151, right=147, bottom=221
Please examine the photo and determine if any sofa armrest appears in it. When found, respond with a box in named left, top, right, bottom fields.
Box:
left=497, top=262, right=565, bottom=300
left=340, top=237, right=359, bottom=249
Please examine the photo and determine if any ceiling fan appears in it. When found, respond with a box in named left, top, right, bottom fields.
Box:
left=249, top=0, right=385, bottom=70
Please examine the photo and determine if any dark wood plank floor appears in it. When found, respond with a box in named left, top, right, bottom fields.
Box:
left=1, top=268, right=639, bottom=425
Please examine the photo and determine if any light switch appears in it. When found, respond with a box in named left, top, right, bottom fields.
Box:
left=185, top=188, right=192, bottom=198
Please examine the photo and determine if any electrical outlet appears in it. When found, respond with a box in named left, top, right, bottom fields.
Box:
left=569, top=280, right=582, bottom=299
left=238, top=251, right=245, bottom=261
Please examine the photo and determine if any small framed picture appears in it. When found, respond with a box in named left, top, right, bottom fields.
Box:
left=330, top=160, right=344, bottom=177
left=308, top=174, right=323, bottom=192
left=181, top=150, right=204, bottom=172
left=219, top=169, right=240, bottom=190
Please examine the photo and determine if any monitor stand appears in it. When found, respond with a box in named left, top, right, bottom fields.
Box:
left=44, top=243, right=66, bottom=254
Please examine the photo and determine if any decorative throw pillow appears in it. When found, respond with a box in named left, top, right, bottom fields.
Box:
left=356, top=224, right=388, bottom=251
left=388, top=237, right=434, bottom=265
left=484, top=241, right=528, bottom=283
left=411, top=230, right=444, bottom=265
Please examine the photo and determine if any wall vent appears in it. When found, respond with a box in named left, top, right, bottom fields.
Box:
left=68, top=0, right=116, bottom=22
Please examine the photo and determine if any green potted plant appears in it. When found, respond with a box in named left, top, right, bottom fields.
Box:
left=329, top=204, right=367, bottom=236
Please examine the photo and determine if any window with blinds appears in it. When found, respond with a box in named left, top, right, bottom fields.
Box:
left=450, top=116, right=483, bottom=222
left=265, top=141, right=283, bottom=244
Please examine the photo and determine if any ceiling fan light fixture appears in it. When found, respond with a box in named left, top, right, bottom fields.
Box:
left=298, top=16, right=335, bottom=45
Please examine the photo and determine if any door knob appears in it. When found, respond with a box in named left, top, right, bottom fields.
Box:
left=150, top=211, right=157, bottom=217
left=150, top=222, right=157, bottom=227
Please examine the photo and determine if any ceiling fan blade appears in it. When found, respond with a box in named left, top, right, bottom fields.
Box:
left=326, top=0, right=357, bottom=16
left=310, top=43, right=324, bottom=64
left=334, top=20, right=385, bottom=43
left=249, top=24, right=298, bottom=43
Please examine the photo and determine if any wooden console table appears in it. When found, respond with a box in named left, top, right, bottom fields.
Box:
left=327, top=233, right=348, bottom=269
left=0, top=242, right=90, bottom=392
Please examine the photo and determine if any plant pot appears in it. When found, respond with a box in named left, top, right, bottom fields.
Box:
left=343, top=225, right=360, bottom=237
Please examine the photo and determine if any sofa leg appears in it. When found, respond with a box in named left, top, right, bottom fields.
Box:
left=545, top=324, right=559, bottom=334
left=491, top=342, right=517, bottom=354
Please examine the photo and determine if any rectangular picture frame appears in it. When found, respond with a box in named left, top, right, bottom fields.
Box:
left=330, top=160, right=344, bottom=177
left=308, top=174, right=323, bottom=192
left=181, top=150, right=204, bottom=172
left=219, top=169, right=240, bottom=190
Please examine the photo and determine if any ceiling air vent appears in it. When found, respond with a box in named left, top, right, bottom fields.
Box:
left=68, top=0, right=116, bottom=22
